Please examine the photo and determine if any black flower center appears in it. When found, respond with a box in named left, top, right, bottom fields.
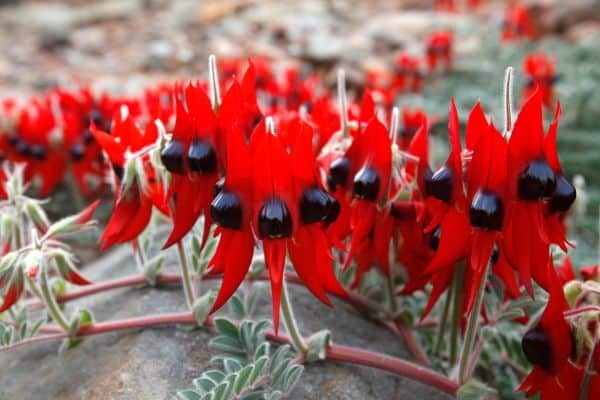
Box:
left=300, top=186, right=338, bottom=225
left=327, top=156, right=350, bottom=191
left=522, top=326, right=553, bottom=372
left=425, top=165, right=453, bottom=203
left=187, top=139, right=217, bottom=174
left=258, top=197, right=292, bottom=239
left=429, top=225, right=441, bottom=251
left=70, top=143, right=85, bottom=162
left=31, top=144, right=47, bottom=161
left=518, top=158, right=556, bottom=201
left=548, top=175, right=576, bottom=214
left=160, top=139, right=185, bottom=174
left=210, top=190, right=242, bottom=230
left=352, top=166, right=380, bottom=202
left=469, top=190, right=504, bottom=231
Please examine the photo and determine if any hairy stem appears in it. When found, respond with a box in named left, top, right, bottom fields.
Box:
left=449, top=262, right=465, bottom=366
left=1, top=312, right=458, bottom=396
left=280, top=280, right=308, bottom=354
left=176, top=241, right=196, bottom=310
left=39, top=265, right=70, bottom=333
left=435, top=284, right=453, bottom=355
left=458, top=262, right=490, bottom=383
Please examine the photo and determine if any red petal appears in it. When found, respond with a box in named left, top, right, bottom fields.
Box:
left=210, top=230, right=255, bottom=312
left=263, top=239, right=287, bottom=333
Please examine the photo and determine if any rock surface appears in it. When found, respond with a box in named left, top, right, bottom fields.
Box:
left=0, top=244, right=451, bottom=400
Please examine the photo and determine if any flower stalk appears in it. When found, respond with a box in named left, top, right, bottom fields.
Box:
left=38, top=263, right=71, bottom=333
left=449, top=261, right=465, bottom=366
left=280, top=279, right=308, bottom=354
left=458, top=261, right=491, bottom=383
left=176, top=241, right=196, bottom=310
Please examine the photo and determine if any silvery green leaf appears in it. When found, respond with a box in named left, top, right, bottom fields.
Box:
left=248, top=356, right=268, bottom=385
left=456, top=379, right=499, bottom=400
left=228, top=296, right=245, bottom=320
left=215, top=318, right=239, bottom=339
left=224, top=358, right=242, bottom=374
left=59, top=338, right=83, bottom=352
left=497, top=309, right=525, bottom=322
left=245, top=289, right=257, bottom=316
left=18, top=321, right=28, bottom=340
left=2, top=325, right=13, bottom=345
left=209, top=336, right=245, bottom=355
left=239, top=390, right=265, bottom=400
left=264, top=390, right=282, bottom=400
left=283, top=364, right=304, bottom=393
left=29, top=319, right=44, bottom=337
left=177, top=390, right=203, bottom=400
left=204, top=370, right=226, bottom=384
left=144, top=255, right=165, bottom=285
left=254, top=342, right=270, bottom=360
left=211, top=382, right=228, bottom=400
left=239, top=321, right=254, bottom=354
left=306, top=330, right=331, bottom=362
left=194, top=290, right=216, bottom=325
left=194, top=377, right=216, bottom=393
left=234, top=365, right=254, bottom=395
left=200, top=393, right=213, bottom=400
left=269, top=345, right=291, bottom=374
left=271, top=357, right=291, bottom=388
left=251, top=320, right=270, bottom=344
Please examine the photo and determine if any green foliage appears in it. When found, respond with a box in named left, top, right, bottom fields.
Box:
left=178, top=319, right=304, bottom=400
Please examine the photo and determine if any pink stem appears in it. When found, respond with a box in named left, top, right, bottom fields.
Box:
left=1, top=312, right=458, bottom=396
left=564, top=305, right=600, bottom=317
left=24, top=272, right=429, bottom=364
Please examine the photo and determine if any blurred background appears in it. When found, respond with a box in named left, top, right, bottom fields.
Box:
left=0, top=0, right=598, bottom=263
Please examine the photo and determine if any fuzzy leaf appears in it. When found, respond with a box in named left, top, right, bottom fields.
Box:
left=209, top=336, right=245, bottom=355
left=234, top=365, right=254, bottom=395
left=283, top=364, right=304, bottom=393
left=194, top=290, right=216, bottom=325
left=306, top=330, right=331, bottom=362
left=456, top=379, right=499, bottom=400
left=249, top=356, right=268, bottom=386
left=177, top=390, right=203, bottom=400
left=215, top=318, right=239, bottom=340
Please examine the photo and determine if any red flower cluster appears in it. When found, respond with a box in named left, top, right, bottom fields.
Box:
left=0, top=85, right=175, bottom=199
left=523, top=53, right=558, bottom=109
left=502, top=3, right=536, bottom=41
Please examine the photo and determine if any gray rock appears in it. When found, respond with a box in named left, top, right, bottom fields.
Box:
left=0, top=243, right=451, bottom=400
left=141, top=40, right=175, bottom=71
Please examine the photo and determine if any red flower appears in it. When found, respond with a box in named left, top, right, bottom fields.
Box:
left=503, top=90, right=564, bottom=295
left=396, top=107, right=428, bottom=150
left=502, top=3, right=536, bottom=42
left=92, top=110, right=167, bottom=250
left=210, top=115, right=344, bottom=330
left=342, top=118, right=392, bottom=275
left=523, top=53, right=558, bottom=108
left=518, top=272, right=575, bottom=399
left=209, top=122, right=255, bottom=313
left=434, top=0, right=456, bottom=13
left=580, top=265, right=599, bottom=281
left=426, top=31, right=453, bottom=72
left=393, top=53, right=423, bottom=93
left=161, top=83, right=222, bottom=248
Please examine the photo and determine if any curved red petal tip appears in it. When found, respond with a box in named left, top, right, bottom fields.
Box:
left=447, top=97, right=463, bottom=184
left=465, top=101, right=488, bottom=150
left=543, top=102, right=562, bottom=173
left=210, top=231, right=254, bottom=313
left=66, top=268, right=93, bottom=286
left=263, top=239, right=287, bottom=333
left=0, top=280, right=24, bottom=313
left=75, top=200, right=101, bottom=224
